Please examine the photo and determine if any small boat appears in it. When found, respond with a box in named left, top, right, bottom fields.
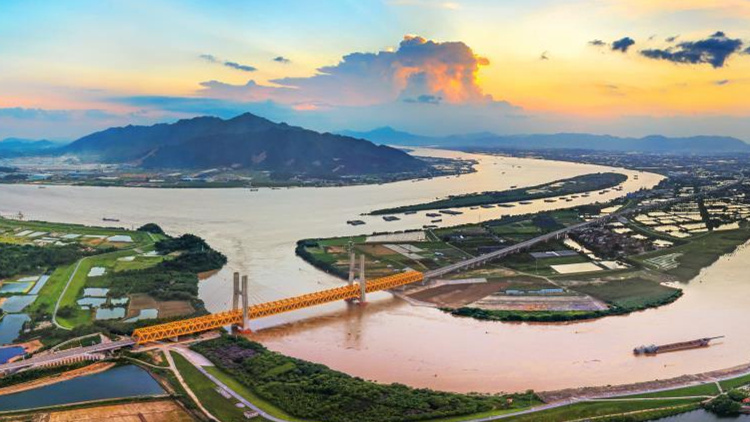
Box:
left=404, top=211, right=417, bottom=215
left=423, top=224, right=438, bottom=229
left=431, top=219, right=443, bottom=223
left=382, top=216, right=400, bottom=222
left=426, top=213, right=441, bottom=218
left=480, top=204, right=495, bottom=209
left=543, top=199, right=556, bottom=203
left=519, top=201, right=533, bottom=205
left=347, top=220, right=366, bottom=226
left=510, top=185, right=517, bottom=189
left=102, top=218, right=120, bottom=222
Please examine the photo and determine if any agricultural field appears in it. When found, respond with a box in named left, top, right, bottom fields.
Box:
left=300, top=186, right=750, bottom=323
left=0, top=217, right=225, bottom=350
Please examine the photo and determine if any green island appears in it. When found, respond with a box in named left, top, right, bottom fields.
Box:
left=370, top=172, right=628, bottom=214
left=299, top=180, right=750, bottom=323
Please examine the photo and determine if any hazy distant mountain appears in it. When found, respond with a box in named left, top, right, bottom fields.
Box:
left=63, top=113, right=426, bottom=176
left=0, top=138, right=59, bottom=153
left=342, top=128, right=750, bottom=154
left=339, top=127, right=492, bottom=147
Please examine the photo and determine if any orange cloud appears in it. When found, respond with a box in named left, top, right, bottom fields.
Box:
left=198, top=35, right=491, bottom=107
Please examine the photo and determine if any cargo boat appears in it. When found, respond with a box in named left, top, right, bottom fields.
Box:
left=633, top=336, right=724, bottom=355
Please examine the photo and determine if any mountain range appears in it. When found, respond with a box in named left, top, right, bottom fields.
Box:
left=340, top=127, right=750, bottom=154
left=0, top=138, right=61, bottom=155
left=62, top=114, right=426, bottom=176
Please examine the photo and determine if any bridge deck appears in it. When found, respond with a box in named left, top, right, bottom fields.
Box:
left=132, top=271, right=424, bottom=344
left=0, top=339, right=135, bottom=373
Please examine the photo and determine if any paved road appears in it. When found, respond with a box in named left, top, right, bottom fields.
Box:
left=0, top=339, right=134, bottom=373
left=52, top=257, right=88, bottom=330
left=173, top=348, right=288, bottom=422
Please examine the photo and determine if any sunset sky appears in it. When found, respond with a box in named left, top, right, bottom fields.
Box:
left=1, top=0, right=749, bottom=140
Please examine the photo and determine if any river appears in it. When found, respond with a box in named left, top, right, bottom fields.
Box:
left=2, top=148, right=748, bottom=394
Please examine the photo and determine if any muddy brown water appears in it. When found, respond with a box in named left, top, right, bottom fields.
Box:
left=7, top=149, right=746, bottom=394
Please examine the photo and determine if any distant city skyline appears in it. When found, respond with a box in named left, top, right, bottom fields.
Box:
left=1, top=0, right=749, bottom=140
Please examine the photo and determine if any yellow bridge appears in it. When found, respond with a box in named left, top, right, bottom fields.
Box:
left=131, top=271, right=423, bottom=344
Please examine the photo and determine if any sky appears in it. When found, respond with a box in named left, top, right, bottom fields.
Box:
left=1, top=0, right=750, bottom=141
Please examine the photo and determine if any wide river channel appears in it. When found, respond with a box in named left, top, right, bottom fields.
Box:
left=1, top=148, right=749, bottom=394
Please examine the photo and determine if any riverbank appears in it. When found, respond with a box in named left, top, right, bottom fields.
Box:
left=0, top=362, right=114, bottom=396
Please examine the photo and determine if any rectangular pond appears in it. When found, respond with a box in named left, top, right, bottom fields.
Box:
left=0, top=282, right=34, bottom=294
left=95, top=307, right=125, bottom=320
left=0, top=314, right=30, bottom=345
left=0, top=295, right=37, bottom=313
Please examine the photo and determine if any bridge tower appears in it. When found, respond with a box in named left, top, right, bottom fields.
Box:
left=348, top=242, right=356, bottom=287
left=346, top=246, right=367, bottom=304
left=359, top=254, right=367, bottom=304
left=232, top=272, right=251, bottom=334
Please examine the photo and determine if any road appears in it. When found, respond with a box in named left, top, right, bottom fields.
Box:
left=173, top=348, right=288, bottom=422
left=51, top=257, right=88, bottom=330
left=0, top=339, right=134, bottom=374
left=426, top=178, right=742, bottom=279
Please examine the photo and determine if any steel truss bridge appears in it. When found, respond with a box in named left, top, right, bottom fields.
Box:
left=132, top=271, right=424, bottom=344
left=132, top=178, right=743, bottom=345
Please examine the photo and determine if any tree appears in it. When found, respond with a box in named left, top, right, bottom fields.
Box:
left=137, top=223, right=165, bottom=235
left=704, top=394, right=742, bottom=416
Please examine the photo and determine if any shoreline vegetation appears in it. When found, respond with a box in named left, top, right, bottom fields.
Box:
left=370, top=172, right=628, bottom=215
left=0, top=156, right=477, bottom=189
left=190, top=335, right=541, bottom=422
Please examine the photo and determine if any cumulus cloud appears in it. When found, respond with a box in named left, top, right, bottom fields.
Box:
left=199, top=35, right=492, bottom=107
left=200, top=54, right=257, bottom=72
left=612, top=37, right=635, bottom=52
left=640, top=32, right=743, bottom=68
left=273, top=56, right=290, bottom=64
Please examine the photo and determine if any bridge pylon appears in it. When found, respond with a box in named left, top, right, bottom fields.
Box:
left=345, top=246, right=367, bottom=305
left=232, top=272, right=252, bottom=334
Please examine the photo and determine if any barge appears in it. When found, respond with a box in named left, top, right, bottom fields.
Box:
left=634, top=336, right=724, bottom=355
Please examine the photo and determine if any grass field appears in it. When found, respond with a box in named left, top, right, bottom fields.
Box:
left=719, top=373, right=750, bottom=391
left=633, top=228, right=750, bottom=281
left=613, top=382, right=720, bottom=399
left=170, top=352, right=265, bottom=422
left=571, top=278, right=682, bottom=309
left=504, top=398, right=702, bottom=421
